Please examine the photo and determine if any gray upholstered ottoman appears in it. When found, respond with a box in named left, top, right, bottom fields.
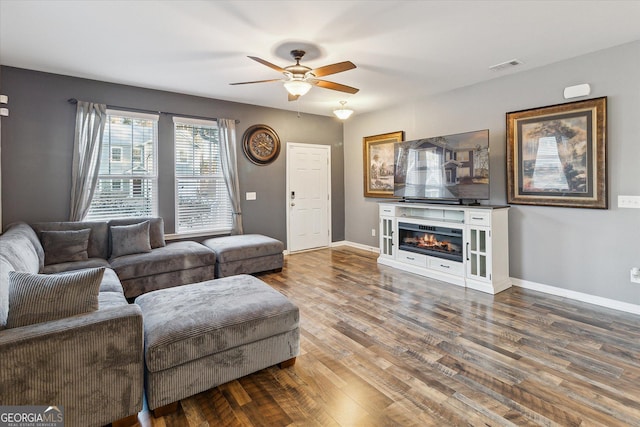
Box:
left=202, top=234, right=284, bottom=278
left=134, top=274, right=299, bottom=416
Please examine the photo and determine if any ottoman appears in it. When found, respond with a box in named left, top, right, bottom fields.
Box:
left=135, top=274, right=300, bottom=415
left=202, top=234, right=284, bottom=278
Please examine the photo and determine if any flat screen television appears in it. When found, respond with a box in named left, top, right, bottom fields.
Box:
left=394, top=129, right=490, bottom=203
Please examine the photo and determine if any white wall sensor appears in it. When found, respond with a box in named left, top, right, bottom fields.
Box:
left=563, top=84, right=591, bottom=99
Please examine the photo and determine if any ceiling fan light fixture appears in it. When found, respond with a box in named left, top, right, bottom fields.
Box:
left=231, top=50, right=359, bottom=102
left=333, top=101, right=354, bottom=120
left=283, top=79, right=312, bottom=96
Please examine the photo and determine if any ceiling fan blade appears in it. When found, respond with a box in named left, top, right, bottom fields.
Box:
left=288, top=93, right=300, bottom=102
left=312, top=79, right=359, bottom=94
left=248, top=56, right=286, bottom=73
left=311, top=61, right=356, bottom=77
left=229, top=79, right=282, bottom=85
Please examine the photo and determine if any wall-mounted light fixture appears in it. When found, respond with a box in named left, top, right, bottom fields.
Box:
left=333, top=101, right=354, bottom=120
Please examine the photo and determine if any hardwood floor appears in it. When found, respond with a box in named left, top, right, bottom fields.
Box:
left=135, top=246, right=640, bottom=426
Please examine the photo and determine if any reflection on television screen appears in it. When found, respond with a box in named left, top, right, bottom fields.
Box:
left=394, top=129, right=489, bottom=203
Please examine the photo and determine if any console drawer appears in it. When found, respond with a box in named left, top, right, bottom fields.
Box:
left=380, top=205, right=396, bottom=216
left=428, top=257, right=463, bottom=275
left=467, top=211, right=490, bottom=226
left=397, top=250, right=427, bottom=267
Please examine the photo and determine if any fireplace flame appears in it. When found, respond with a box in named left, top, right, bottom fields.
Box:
left=423, top=234, right=439, bottom=246
left=403, top=234, right=454, bottom=252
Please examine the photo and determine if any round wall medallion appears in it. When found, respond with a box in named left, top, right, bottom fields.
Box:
left=242, top=124, right=281, bottom=165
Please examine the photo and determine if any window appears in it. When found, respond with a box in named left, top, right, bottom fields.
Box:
left=111, top=146, right=123, bottom=162
left=176, top=149, right=188, bottom=163
left=132, top=178, right=143, bottom=196
left=132, top=147, right=142, bottom=164
left=455, top=150, right=469, bottom=162
left=174, top=117, right=233, bottom=234
left=85, top=110, right=158, bottom=220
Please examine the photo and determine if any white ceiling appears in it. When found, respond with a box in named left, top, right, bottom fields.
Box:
left=1, top=1, right=640, bottom=117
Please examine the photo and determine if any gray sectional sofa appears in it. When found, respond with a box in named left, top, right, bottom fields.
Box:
left=0, top=222, right=144, bottom=427
left=0, top=217, right=289, bottom=425
left=0, top=217, right=219, bottom=426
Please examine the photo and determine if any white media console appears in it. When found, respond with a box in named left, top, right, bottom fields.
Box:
left=378, top=202, right=510, bottom=294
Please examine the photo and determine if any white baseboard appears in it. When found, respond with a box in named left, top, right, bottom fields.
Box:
left=331, top=240, right=379, bottom=252
left=286, top=241, right=377, bottom=255
left=511, top=277, right=640, bottom=315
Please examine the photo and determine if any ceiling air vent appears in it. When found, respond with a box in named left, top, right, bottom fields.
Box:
left=489, top=59, right=523, bottom=72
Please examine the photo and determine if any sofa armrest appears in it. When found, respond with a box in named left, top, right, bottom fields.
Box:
left=0, top=304, right=144, bottom=427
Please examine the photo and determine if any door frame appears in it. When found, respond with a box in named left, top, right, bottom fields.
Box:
left=286, top=142, right=332, bottom=253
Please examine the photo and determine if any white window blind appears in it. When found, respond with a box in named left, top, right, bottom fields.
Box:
left=174, top=117, right=233, bottom=234
left=85, top=110, right=158, bottom=221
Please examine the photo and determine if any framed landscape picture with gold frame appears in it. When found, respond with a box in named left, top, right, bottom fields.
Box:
left=363, top=131, right=404, bottom=198
left=506, top=97, right=607, bottom=209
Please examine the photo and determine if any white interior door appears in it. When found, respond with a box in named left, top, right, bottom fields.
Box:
left=287, top=143, right=331, bottom=252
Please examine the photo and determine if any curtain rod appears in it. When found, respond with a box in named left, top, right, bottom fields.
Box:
left=67, top=98, right=239, bottom=124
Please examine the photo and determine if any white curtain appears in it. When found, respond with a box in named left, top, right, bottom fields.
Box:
left=218, top=118, right=243, bottom=234
left=69, top=101, right=107, bottom=221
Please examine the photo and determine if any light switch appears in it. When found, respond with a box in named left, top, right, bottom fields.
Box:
left=618, top=195, right=640, bottom=208
left=246, top=192, right=257, bottom=201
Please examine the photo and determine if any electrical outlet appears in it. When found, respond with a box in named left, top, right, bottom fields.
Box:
left=631, top=267, right=640, bottom=284
left=618, top=195, right=640, bottom=208
left=371, top=228, right=376, bottom=237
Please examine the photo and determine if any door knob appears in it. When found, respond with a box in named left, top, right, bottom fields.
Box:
left=291, top=203, right=296, bottom=207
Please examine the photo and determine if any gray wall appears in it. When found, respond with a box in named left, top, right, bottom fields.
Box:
left=345, top=40, right=640, bottom=305
left=0, top=66, right=345, bottom=246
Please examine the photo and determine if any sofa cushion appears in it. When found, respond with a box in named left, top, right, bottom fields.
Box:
left=108, top=217, right=166, bottom=250
left=202, top=234, right=284, bottom=263
left=41, top=228, right=91, bottom=265
left=0, top=222, right=44, bottom=330
left=42, top=257, right=111, bottom=274
left=99, top=268, right=126, bottom=294
left=135, top=274, right=299, bottom=372
left=109, top=241, right=216, bottom=281
left=6, top=267, right=105, bottom=329
left=0, top=259, right=11, bottom=331
left=31, top=221, right=110, bottom=260
left=98, top=269, right=128, bottom=309
left=0, top=222, right=44, bottom=274
left=98, top=290, right=128, bottom=310
left=110, top=221, right=152, bottom=258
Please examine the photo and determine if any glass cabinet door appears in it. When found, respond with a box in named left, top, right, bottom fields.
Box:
left=380, top=217, right=394, bottom=257
left=468, top=227, right=489, bottom=281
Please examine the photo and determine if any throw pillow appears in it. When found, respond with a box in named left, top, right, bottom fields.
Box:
left=41, top=228, right=91, bottom=265
left=108, top=217, right=166, bottom=249
left=6, top=267, right=105, bottom=329
left=110, top=220, right=152, bottom=258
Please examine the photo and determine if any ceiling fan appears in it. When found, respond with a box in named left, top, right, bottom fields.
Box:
left=230, top=49, right=359, bottom=101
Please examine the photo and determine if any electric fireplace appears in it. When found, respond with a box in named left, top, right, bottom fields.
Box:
left=398, top=222, right=463, bottom=262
